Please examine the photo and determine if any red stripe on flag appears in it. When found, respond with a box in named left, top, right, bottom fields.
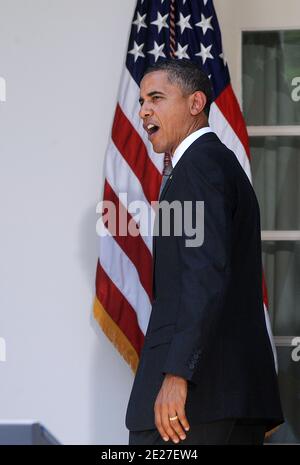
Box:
left=112, top=104, right=161, bottom=203
left=103, top=180, right=153, bottom=301
left=215, top=84, right=251, bottom=159
left=262, top=273, right=269, bottom=308
left=96, top=261, right=144, bottom=356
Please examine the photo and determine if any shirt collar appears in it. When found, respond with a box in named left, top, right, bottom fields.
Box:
left=171, top=126, right=213, bottom=168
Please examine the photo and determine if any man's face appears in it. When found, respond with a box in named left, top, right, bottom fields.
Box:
left=139, top=71, right=193, bottom=155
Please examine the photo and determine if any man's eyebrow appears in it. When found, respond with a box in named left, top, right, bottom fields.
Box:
left=139, top=91, right=166, bottom=104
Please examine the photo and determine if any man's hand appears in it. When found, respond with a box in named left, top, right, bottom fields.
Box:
left=154, top=373, right=190, bottom=443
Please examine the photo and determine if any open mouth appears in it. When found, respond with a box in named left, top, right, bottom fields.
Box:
left=146, top=123, right=160, bottom=137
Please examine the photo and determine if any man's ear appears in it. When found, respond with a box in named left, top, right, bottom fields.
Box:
left=190, top=91, right=207, bottom=116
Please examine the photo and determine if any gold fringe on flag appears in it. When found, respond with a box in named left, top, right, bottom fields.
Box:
left=93, top=296, right=139, bottom=374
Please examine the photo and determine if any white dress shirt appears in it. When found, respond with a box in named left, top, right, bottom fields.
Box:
left=171, top=126, right=213, bottom=168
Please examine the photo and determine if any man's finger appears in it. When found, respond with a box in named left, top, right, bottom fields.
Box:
left=169, top=415, right=187, bottom=441
left=154, top=403, right=169, bottom=442
left=161, top=406, right=181, bottom=444
left=176, top=404, right=190, bottom=432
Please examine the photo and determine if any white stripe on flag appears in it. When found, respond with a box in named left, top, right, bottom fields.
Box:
left=209, top=102, right=252, bottom=182
left=105, top=140, right=155, bottom=253
left=99, top=231, right=151, bottom=334
left=118, top=67, right=163, bottom=174
left=264, top=303, right=278, bottom=373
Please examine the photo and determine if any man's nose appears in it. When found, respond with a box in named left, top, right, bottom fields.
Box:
left=139, top=102, right=153, bottom=119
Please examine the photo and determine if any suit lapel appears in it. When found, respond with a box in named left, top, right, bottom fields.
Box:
left=153, top=132, right=219, bottom=296
left=159, top=132, right=218, bottom=202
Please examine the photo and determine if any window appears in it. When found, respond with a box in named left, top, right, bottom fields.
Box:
left=242, top=29, right=300, bottom=444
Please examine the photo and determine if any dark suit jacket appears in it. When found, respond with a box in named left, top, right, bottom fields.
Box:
left=125, top=132, right=283, bottom=432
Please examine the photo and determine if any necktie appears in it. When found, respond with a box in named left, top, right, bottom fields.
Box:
left=159, top=153, right=173, bottom=198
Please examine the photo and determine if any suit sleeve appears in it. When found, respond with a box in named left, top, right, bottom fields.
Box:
left=162, top=151, right=234, bottom=384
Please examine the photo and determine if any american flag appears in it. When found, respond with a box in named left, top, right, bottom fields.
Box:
left=94, top=0, right=277, bottom=372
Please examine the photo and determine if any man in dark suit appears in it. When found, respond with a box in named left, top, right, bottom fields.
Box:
left=125, top=59, right=283, bottom=445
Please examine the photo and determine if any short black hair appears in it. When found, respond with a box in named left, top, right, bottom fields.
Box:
left=143, top=59, right=213, bottom=118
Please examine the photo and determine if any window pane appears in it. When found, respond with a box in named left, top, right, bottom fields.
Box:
left=243, top=30, right=300, bottom=125
left=262, top=241, right=300, bottom=336
left=265, top=346, right=300, bottom=444
left=251, top=136, right=300, bottom=230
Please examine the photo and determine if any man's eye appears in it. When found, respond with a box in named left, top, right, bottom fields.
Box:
left=153, top=96, right=161, bottom=101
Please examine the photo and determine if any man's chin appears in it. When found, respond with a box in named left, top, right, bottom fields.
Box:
left=153, top=148, right=165, bottom=154
left=150, top=142, right=165, bottom=154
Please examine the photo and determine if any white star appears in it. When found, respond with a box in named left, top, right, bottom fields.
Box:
left=219, top=52, right=227, bottom=66
left=128, top=41, right=145, bottom=62
left=175, top=43, right=189, bottom=60
left=133, top=12, right=147, bottom=33
left=148, top=41, right=166, bottom=62
left=151, top=12, right=169, bottom=34
left=196, top=43, right=214, bottom=64
left=196, top=14, right=213, bottom=35
left=176, top=13, right=192, bottom=34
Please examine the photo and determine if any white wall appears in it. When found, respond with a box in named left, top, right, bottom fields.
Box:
left=0, top=0, right=299, bottom=445
left=0, top=0, right=136, bottom=445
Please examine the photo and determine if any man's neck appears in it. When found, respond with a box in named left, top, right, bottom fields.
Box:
left=170, top=118, right=209, bottom=156
left=171, top=126, right=213, bottom=168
